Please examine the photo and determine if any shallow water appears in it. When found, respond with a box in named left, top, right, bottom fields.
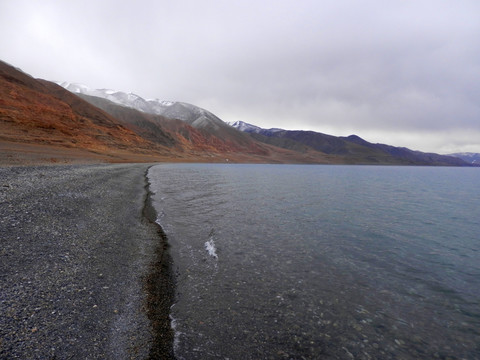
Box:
left=148, top=164, right=480, bottom=359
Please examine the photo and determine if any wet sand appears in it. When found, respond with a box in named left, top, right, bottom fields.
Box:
left=0, top=164, right=174, bottom=359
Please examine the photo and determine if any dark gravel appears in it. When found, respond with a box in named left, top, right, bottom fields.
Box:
left=0, top=163, right=173, bottom=359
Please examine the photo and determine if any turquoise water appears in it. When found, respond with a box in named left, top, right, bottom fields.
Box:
left=148, top=164, right=480, bottom=359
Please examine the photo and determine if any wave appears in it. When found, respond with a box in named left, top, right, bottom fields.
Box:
left=205, top=239, right=218, bottom=259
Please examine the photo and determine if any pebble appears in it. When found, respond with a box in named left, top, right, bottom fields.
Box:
left=0, top=164, right=170, bottom=359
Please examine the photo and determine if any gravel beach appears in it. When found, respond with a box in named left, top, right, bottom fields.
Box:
left=0, top=164, right=174, bottom=359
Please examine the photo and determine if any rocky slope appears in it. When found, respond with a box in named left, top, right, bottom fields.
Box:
left=0, top=60, right=173, bottom=163
left=76, top=94, right=270, bottom=157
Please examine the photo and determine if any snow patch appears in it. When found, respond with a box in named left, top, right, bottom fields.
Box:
left=57, top=81, right=229, bottom=130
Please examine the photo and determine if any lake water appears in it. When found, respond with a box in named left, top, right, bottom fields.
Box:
left=148, top=164, right=480, bottom=359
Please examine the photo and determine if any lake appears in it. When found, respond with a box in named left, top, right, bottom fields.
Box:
left=148, top=164, right=480, bottom=359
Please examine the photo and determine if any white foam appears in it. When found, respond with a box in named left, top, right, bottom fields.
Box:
left=205, top=239, right=218, bottom=259
left=169, top=312, right=182, bottom=353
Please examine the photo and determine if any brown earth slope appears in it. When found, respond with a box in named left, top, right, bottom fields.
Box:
left=6, top=59, right=463, bottom=167
left=1, top=60, right=337, bottom=165
left=0, top=60, right=181, bottom=164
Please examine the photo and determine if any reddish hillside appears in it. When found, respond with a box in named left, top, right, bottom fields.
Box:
left=0, top=60, right=336, bottom=165
left=76, top=93, right=271, bottom=156
left=0, top=60, right=173, bottom=163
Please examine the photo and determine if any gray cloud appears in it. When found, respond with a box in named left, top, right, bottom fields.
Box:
left=1, top=0, right=479, bottom=153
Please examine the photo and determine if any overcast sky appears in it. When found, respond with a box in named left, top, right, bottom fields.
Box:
left=1, top=0, right=479, bottom=154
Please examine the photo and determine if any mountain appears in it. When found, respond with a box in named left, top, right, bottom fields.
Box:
left=75, top=93, right=270, bottom=157
left=1, top=63, right=313, bottom=164
left=58, top=82, right=172, bottom=114
left=59, top=82, right=231, bottom=132
left=59, top=83, right=271, bottom=156
left=228, top=120, right=282, bottom=134
left=344, top=135, right=471, bottom=166
left=0, top=60, right=175, bottom=164
left=153, top=102, right=269, bottom=154
left=2, top=58, right=474, bottom=166
left=448, top=153, right=480, bottom=165
left=58, top=82, right=473, bottom=166
left=230, top=121, right=472, bottom=166
left=227, top=121, right=315, bottom=153
left=227, top=120, right=263, bottom=133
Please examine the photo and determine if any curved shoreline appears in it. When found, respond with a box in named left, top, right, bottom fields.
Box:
left=142, top=166, right=175, bottom=359
left=0, top=164, right=174, bottom=358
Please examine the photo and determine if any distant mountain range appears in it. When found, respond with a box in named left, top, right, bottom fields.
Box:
left=447, top=152, right=480, bottom=165
left=228, top=121, right=473, bottom=166
left=0, top=59, right=477, bottom=166
left=55, top=83, right=474, bottom=166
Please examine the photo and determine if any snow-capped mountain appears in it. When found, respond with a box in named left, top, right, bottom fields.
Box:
left=58, top=82, right=228, bottom=132
left=230, top=120, right=472, bottom=166
left=227, top=120, right=262, bottom=132
left=55, top=82, right=474, bottom=167
left=228, top=120, right=284, bottom=135
left=159, top=102, right=226, bottom=131
left=57, top=82, right=173, bottom=115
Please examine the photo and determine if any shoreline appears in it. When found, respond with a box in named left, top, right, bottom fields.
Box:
left=142, top=166, right=175, bottom=359
left=0, top=163, right=175, bottom=358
